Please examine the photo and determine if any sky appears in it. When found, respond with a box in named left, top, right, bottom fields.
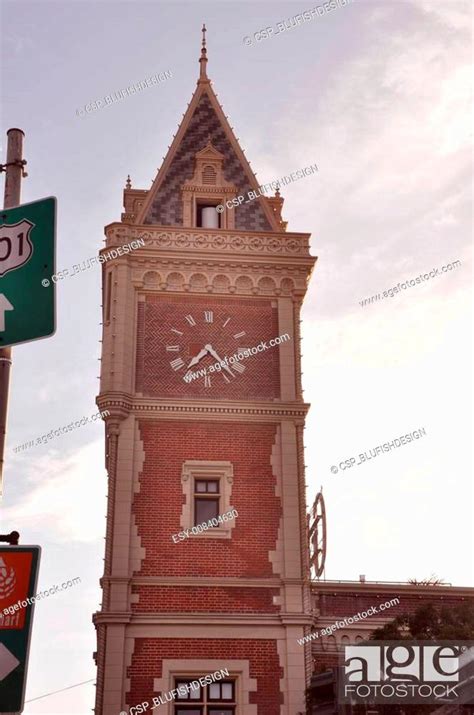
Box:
left=0, top=0, right=472, bottom=712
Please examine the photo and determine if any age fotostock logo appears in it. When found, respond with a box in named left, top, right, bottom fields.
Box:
left=339, top=642, right=474, bottom=704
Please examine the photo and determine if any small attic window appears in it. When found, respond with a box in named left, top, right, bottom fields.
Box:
left=196, top=200, right=221, bottom=229
left=202, top=164, right=217, bottom=185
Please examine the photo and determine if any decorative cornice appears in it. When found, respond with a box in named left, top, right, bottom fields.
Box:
left=104, top=223, right=313, bottom=260
left=103, top=576, right=301, bottom=588
left=93, top=612, right=312, bottom=627
left=96, top=393, right=311, bottom=423
left=181, top=184, right=237, bottom=194
left=131, top=260, right=312, bottom=299
left=314, top=617, right=389, bottom=627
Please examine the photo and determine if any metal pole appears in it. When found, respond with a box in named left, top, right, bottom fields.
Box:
left=0, top=128, right=25, bottom=496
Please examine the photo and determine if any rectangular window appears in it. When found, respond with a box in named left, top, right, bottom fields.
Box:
left=181, top=461, right=234, bottom=539
left=174, top=679, right=235, bottom=714
left=208, top=681, right=234, bottom=701
left=194, top=480, right=220, bottom=525
left=176, top=681, right=202, bottom=701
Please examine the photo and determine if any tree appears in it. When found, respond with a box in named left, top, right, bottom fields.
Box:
left=370, top=601, right=474, bottom=641
left=368, top=602, right=474, bottom=715
left=407, top=574, right=446, bottom=586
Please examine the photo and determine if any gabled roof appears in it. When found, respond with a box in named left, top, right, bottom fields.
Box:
left=135, top=29, right=280, bottom=232
left=194, top=142, right=224, bottom=162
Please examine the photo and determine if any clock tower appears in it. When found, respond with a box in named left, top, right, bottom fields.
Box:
left=94, top=28, right=316, bottom=715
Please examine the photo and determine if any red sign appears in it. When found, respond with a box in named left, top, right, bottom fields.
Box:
left=0, top=551, right=34, bottom=630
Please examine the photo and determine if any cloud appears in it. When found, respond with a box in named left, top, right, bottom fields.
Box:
left=249, top=0, right=471, bottom=283
left=412, top=0, right=472, bottom=31
left=4, top=440, right=107, bottom=543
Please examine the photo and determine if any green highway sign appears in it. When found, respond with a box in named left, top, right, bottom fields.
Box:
left=0, top=546, right=41, bottom=713
left=0, top=197, right=56, bottom=348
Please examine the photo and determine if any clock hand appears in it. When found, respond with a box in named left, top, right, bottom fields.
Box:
left=187, top=346, right=209, bottom=369
left=205, top=344, right=234, bottom=377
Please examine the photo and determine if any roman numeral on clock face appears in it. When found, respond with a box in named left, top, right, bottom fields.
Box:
left=204, top=375, right=211, bottom=388
left=185, top=314, right=196, bottom=326
left=232, top=362, right=245, bottom=373
left=204, top=311, right=213, bottom=323
left=166, top=345, right=180, bottom=352
left=233, top=331, right=246, bottom=339
left=170, top=357, right=185, bottom=371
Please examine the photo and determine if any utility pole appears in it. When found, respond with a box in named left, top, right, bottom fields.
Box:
left=0, top=128, right=26, bottom=496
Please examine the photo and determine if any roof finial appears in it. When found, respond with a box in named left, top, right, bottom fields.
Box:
left=199, top=23, right=208, bottom=80
left=126, top=174, right=132, bottom=189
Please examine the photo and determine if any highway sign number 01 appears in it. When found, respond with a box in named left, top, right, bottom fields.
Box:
left=0, top=197, right=56, bottom=348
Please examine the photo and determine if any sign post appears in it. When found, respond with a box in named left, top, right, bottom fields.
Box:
left=0, top=546, right=41, bottom=713
left=0, top=197, right=56, bottom=348
left=0, top=127, right=26, bottom=494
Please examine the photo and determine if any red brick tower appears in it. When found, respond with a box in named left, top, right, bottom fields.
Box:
left=94, top=28, right=316, bottom=715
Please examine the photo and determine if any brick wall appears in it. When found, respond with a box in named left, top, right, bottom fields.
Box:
left=126, top=638, right=283, bottom=714
left=131, top=585, right=280, bottom=613
left=315, top=590, right=472, bottom=619
left=135, top=295, right=281, bottom=400
left=134, top=420, right=281, bottom=582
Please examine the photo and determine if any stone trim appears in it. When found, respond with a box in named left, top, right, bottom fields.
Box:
left=180, top=460, right=235, bottom=539
left=277, top=629, right=307, bottom=714
left=114, top=576, right=288, bottom=587
left=130, top=419, right=146, bottom=577
left=181, top=142, right=238, bottom=230
left=270, top=426, right=283, bottom=585
left=154, top=658, right=257, bottom=715
left=95, top=613, right=313, bottom=627
left=123, top=635, right=135, bottom=713
left=101, top=575, right=308, bottom=589
left=104, top=223, right=312, bottom=258
left=97, top=395, right=310, bottom=423
left=130, top=263, right=311, bottom=299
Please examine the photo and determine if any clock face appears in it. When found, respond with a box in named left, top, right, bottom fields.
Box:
left=136, top=296, right=282, bottom=399
left=166, top=309, right=248, bottom=388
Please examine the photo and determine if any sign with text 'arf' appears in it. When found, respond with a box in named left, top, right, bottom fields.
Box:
left=0, top=197, right=56, bottom=347
left=0, top=546, right=41, bottom=713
